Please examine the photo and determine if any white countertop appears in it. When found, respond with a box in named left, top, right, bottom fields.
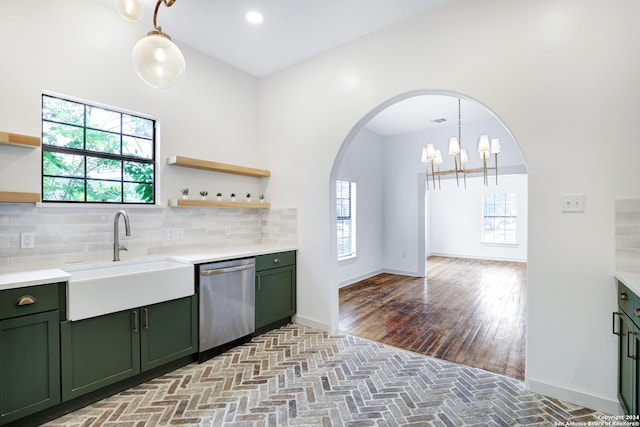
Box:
left=0, top=244, right=297, bottom=291
left=0, top=269, right=71, bottom=291
left=615, top=271, right=640, bottom=297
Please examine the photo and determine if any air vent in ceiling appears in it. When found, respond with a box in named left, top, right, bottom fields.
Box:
left=431, top=118, right=447, bottom=123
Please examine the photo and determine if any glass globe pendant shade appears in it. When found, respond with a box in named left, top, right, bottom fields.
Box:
left=115, top=0, right=143, bottom=22
left=132, top=31, right=185, bottom=89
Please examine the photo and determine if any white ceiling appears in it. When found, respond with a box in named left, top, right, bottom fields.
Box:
left=365, top=96, right=496, bottom=136
left=97, top=0, right=500, bottom=136
left=100, top=0, right=452, bottom=77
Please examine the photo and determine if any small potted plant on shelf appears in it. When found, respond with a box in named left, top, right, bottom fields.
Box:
left=246, top=193, right=251, bottom=202
left=199, top=190, right=208, bottom=200
left=180, top=188, right=189, bottom=199
left=230, top=193, right=236, bottom=202
left=216, top=192, right=222, bottom=201
left=259, top=194, right=265, bottom=203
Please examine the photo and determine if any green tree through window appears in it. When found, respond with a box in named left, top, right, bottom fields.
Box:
left=41, top=94, right=155, bottom=203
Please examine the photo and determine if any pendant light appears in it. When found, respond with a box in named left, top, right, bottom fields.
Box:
left=131, top=0, right=185, bottom=89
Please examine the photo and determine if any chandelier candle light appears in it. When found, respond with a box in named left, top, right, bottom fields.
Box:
left=421, top=99, right=500, bottom=190
left=117, top=0, right=186, bottom=89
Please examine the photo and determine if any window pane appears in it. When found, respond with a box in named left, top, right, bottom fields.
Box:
left=123, top=135, right=153, bottom=159
left=86, top=106, right=121, bottom=133
left=482, top=192, right=517, bottom=243
left=43, top=176, right=85, bottom=201
left=123, top=115, right=153, bottom=138
left=124, top=161, right=153, bottom=183
left=42, top=122, right=83, bottom=149
left=43, top=152, right=85, bottom=177
left=87, top=180, right=122, bottom=202
left=42, top=96, right=84, bottom=125
left=86, top=129, right=121, bottom=154
left=124, top=182, right=152, bottom=203
left=87, top=156, right=121, bottom=180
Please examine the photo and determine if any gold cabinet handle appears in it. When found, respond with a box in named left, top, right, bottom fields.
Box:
left=273, top=258, right=280, bottom=264
left=620, top=292, right=629, bottom=301
left=613, top=312, right=621, bottom=336
left=257, top=274, right=261, bottom=291
left=16, top=295, right=36, bottom=306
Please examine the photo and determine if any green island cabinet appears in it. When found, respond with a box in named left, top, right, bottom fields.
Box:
left=614, top=281, right=640, bottom=415
left=0, top=283, right=65, bottom=426
left=61, top=295, right=197, bottom=401
left=255, top=251, right=297, bottom=332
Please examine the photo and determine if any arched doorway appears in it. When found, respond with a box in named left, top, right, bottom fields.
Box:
left=329, top=90, right=528, bottom=378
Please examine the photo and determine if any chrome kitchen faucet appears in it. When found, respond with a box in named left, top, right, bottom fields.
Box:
left=113, top=210, right=131, bottom=262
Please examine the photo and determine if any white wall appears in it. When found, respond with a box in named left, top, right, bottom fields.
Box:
left=429, top=174, right=528, bottom=262
left=259, top=0, right=639, bottom=413
left=336, top=128, right=384, bottom=287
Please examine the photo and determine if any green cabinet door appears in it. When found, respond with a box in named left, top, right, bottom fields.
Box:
left=255, top=265, right=296, bottom=329
left=619, top=312, right=635, bottom=415
left=61, top=310, right=140, bottom=401
left=140, top=296, right=197, bottom=371
left=0, top=310, right=60, bottom=425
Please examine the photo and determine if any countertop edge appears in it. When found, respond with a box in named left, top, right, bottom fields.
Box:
left=0, top=269, right=71, bottom=291
left=615, top=271, right=640, bottom=296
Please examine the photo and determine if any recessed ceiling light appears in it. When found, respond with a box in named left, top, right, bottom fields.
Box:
left=246, top=11, right=264, bottom=24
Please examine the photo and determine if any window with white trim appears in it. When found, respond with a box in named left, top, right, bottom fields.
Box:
left=482, top=192, right=517, bottom=243
left=41, top=94, right=156, bottom=204
left=337, top=180, right=356, bottom=259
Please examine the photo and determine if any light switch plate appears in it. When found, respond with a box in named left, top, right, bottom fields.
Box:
left=561, top=193, right=585, bottom=213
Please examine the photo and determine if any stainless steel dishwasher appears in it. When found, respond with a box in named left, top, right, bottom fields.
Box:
left=197, top=257, right=255, bottom=361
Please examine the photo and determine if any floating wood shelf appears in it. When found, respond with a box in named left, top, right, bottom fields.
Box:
left=0, top=191, right=40, bottom=203
left=0, top=131, right=40, bottom=148
left=168, top=199, right=270, bottom=209
left=167, top=156, right=270, bottom=178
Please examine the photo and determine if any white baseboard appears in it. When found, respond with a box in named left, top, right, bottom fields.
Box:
left=338, top=269, right=384, bottom=288
left=428, top=252, right=526, bottom=263
left=292, top=314, right=331, bottom=333
left=526, top=378, right=621, bottom=415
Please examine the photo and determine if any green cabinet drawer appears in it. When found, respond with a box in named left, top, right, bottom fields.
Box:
left=256, top=251, right=296, bottom=271
left=0, top=283, right=64, bottom=321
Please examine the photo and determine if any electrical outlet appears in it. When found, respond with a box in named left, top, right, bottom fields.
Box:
left=561, top=193, right=585, bottom=213
left=166, top=228, right=184, bottom=241
left=225, top=226, right=232, bottom=236
left=20, top=232, right=35, bottom=249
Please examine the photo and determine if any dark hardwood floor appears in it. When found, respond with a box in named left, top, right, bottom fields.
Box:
left=338, top=256, right=527, bottom=380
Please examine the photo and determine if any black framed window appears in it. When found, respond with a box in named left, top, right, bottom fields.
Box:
left=41, top=94, right=156, bottom=204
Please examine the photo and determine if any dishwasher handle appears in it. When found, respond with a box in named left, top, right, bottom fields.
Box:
left=201, top=263, right=255, bottom=276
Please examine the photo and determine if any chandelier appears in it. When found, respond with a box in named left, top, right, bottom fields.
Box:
left=421, top=98, right=500, bottom=190
left=116, top=0, right=186, bottom=89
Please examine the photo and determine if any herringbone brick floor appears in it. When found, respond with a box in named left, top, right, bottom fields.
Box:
left=44, top=324, right=608, bottom=426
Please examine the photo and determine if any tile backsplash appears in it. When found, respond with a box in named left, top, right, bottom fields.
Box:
left=0, top=204, right=297, bottom=272
left=616, top=198, right=640, bottom=273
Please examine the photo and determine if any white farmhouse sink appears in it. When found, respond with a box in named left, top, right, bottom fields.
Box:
left=65, top=258, right=194, bottom=321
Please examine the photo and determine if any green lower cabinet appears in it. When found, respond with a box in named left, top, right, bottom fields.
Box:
left=255, top=262, right=296, bottom=329
left=61, top=310, right=139, bottom=401
left=62, top=295, right=197, bottom=402
left=0, top=310, right=60, bottom=425
left=140, top=295, right=198, bottom=371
